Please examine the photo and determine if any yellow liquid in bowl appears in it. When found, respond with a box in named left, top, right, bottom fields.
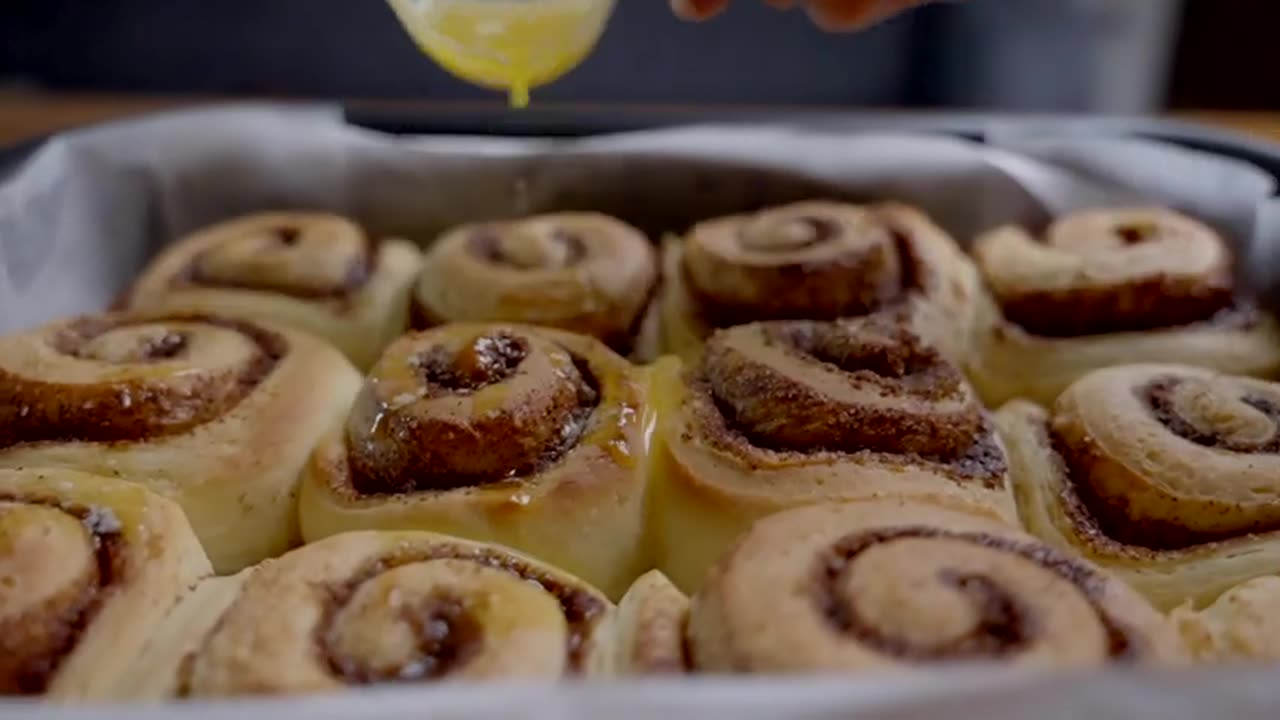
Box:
left=388, top=0, right=615, bottom=108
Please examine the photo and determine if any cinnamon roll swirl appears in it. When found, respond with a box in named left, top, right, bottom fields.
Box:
left=970, top=208, right=1280, bottom=406
left=612, top=571, right=691, bottom=675
left=649, top=313, right=1016, bottom=593
left=411, top=213, right=659, bottom=359
left=659, top=201, right=982, bottom=364
left=690, top=500, right=1186, bottom=673
left=124, top=212, right=423, bottom=369
left=1170, top=576, right=1280, bottom=663
left=127, top=531, right=613, bottom=697
left=0, top=467, right=210, bottom=700
left=298, top=323, right=651, bottom=599
left=997, top=364, right=1280, bottom=610
left=0, top=312, right=363, bottom=572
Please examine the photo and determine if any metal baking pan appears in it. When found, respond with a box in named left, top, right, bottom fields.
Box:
left=4, top=103, right=1280, bottom=187
left=4, top=103, right=1280, bottom=720
left=337, top=103, right=1280, bottom=183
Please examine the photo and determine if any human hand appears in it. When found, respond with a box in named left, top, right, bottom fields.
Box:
left=671, top=0, right=939, bottom=31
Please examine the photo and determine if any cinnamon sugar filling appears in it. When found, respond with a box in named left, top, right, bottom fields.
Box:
left=814, top=527, right=1140, bottom=661
left=0, top=315, right=284, bottom=448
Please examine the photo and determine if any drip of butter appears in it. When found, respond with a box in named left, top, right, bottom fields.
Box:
left=388, top=0, right=616, bottom=108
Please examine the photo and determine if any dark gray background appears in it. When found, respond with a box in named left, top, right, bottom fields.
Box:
left=1, top=0, right=1181, bottom=111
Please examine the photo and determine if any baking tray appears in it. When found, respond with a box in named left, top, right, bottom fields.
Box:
left=5, top=103, right=1280, bottom=186
left=337, top=104, right=1280, bottom=184
left=4, top=103, right=1280, bottom=719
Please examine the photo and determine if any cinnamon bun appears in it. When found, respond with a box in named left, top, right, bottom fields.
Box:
left=998, top=364, right=1280, bottom=610
left=690, top=499, right=1186, bottom=673
left=0, top=467, right=210, bottom=700
left=0, top=312, right=363, bottom=572
left=123, top=212, right=422, bottom=369
left=411, top=213, right=659, bottom=359
left=298, top=323, right=651, bottom=599
left=659, top=201, right=982, bottom=365
left=649, top=313, right=1016, bottom=593
left=1170, top=576, right=1280, bottom=663
left=127, top=531, right=614, bottom=696
left=970, top=208, right=1280, bottom=406
left=612, top=571, right=691, bottom=675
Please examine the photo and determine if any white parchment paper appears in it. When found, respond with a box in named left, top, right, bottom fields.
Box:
left=2, top=104, right=1280, bottom=717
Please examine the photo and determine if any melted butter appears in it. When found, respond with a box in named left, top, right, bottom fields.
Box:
left=387, top=0, right=615, bottom=108
left=639, top=398, right=659, bottom=457
left=470, top=382, right=513, bottom=417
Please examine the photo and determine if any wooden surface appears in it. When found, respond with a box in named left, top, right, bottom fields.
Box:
left=3, top=92, right=1280, bottom=147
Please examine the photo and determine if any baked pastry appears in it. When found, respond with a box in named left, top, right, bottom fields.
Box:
left=411, top=213, right=659, bottom=358
left=127, top=530, right=614, bottom=696
left=0, top=312, right=363, bottom=572
left=689, top=499, right=1187, bottom=673
left=649, top=313, right=1017, bottom=593
left=659, top=201, right=982, bottom=364
left=969, top=207, right=1280, bottom=406
left=612, top=571, right=691, bottom=675
left=1170, top=576, right=1280, bottom=663
left=298, top=323, right=650, bottom=599
left=0, top=467, right=210, bottom=700
left=122, top=211, right=422, bottom=369
left=997, top=363, right=1280, bottom=610
left=113, top=573, right=249, bottom=700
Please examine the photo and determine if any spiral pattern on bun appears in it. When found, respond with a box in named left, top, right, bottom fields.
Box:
left=648, top=312, right=1015, bottom=592
left=124, top=212, right=422, bottom=369
left=969, top=208, right=1280, bottom=406
left=174, top=531, right=612, bottom=695
left=299, top=323, right=650, bottom=599
left=660, top=201, right=982, bottom=364
left=689, top=500, right=1186, bottom=672
left=0, top=468, right=210, bottom=700
left=412, top=213, right=659, bottom=358
left=998, top=364, right=1280, bottom=609
left=0, top=312, right=363, bottom=572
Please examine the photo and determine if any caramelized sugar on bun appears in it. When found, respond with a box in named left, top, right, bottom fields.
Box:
left=970, top=208, right=1280, bottom=406
left=412, top=213, right=659, bottom=358
left=0, top=468, right=210, bottom=700
left=649, top=313, right=1016, bottom=593
left=999, top=364, right=1280, bottom=610
left=660, top=201, right=983, bottom=365
left=124, top=212, right=422, bottom=369
left=0, top=312, right=362, bottom=572
left=299, top=323, right=651, bottom=599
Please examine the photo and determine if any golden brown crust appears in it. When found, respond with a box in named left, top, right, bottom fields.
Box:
left=970, top=208, right=1280, bottom=406
left=411, top=213, right=658, bottom=356
left=299, top=323, right=651, bottom=599
left=998, top=364, right=1280, bottom=610
left=179, top=531, right=613, bottom=696
left=124, top=212, right=422, bottom=369
left=688, top=500, right=1186, bottom=673
left=660, top=201, right=983, bottom=365
left=650, top=314, right=1016, bottom=593
left=0, top=467, right=211, bottom=700
left=0, top=311, right=363, bottom=572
